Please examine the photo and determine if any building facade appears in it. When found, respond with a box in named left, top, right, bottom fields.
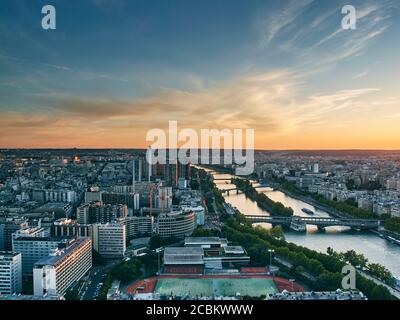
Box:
left=33, top=237, right=92, bottom=297
left=0, top=220, right=28, bottom=251
left=0, top=252, right=22, bottom=294
left=92, top=223, right=126, bottom=258
left=51, top=218, right=92, bottom=239
left=155, top=210, right=195, bottom=239
left=12, top=236, right=72, bottom=277
left=119, top=216, right=153, bottom=240
left=77, top=201, right=128, bottom=224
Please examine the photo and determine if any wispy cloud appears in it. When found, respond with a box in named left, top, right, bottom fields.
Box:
left=0, top=54, right=129, bottom=83
left=353, top=70, right=370, bottom=79
left=259, top=0, right=315, bottom=46
left=256, top=0, right=395, bottom=76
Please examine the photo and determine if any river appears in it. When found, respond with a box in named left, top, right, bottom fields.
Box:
left=208, top=171, right=400, bottom=278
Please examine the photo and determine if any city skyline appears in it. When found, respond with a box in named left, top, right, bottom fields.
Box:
left=1, top=0, right=400, bottom=149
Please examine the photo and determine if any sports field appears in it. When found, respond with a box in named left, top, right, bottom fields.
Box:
left=154, top=277, right=278, bottom=297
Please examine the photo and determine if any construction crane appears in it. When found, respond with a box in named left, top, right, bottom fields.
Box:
left=147, top=183, right=156, bottom=217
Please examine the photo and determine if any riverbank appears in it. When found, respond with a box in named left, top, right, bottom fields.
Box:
left=232, top=178, right=294, bottom=217
left=270, top=183, right=400, bottom=242
left=205, top=167, right=400, bottom=279
left=204, top=178, right=398, bottom=299
left=269, top=185, right=354, bottom=219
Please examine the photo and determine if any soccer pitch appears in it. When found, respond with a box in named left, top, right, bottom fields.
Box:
left=154, top=277, right=278, bottom=297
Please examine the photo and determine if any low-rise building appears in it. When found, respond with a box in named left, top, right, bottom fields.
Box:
left=163, top=247, right=204, bottom=274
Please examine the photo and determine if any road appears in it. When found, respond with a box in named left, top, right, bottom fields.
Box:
left=357, top=270, right=400, bottom=299
left=80, top=267, right=107, bottom=300
left=81, top=261, right=120, bottom=300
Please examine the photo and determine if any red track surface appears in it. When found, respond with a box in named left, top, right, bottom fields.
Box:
left=240, top=267, right=268, bottom=274
left=126, top=275, right=304, bottom=295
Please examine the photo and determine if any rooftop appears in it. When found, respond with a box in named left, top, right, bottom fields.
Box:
left=185, top=237, right=227, bottom=245
left=164, top=247, right=204, bottom=265
left=13, top=236, right=73, bottom=243
left=0, top=251, right=21, bottom=258
left=223, top=246, right=245, bottom=255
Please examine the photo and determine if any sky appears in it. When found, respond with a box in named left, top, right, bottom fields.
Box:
left=0, top=0, right=400, bottom=149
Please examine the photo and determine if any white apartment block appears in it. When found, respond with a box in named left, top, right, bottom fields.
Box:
left=45, top=190, right=77, bottom=203
left=12, top=236, right=69, bottom=277
left=92, top=223, right=126, bottom=258
left=0, top=252, right=22, bottom=294
left=33, top=237, right=92, bottom=297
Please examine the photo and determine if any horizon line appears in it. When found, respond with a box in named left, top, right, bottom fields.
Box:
left=2, top=147, right=400, bottom=152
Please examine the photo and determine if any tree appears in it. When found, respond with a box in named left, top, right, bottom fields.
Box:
left=368, top=263, right=395, bottom=286
left=316, top=272, right=342, bottom=291
left=111, top=259, right=142, bottom=282
left=192, top=228, right=220, bottom=237
left=149, top=235, right=161, bottom=250
left=270, top=226, right=285, bottom=240
left=343, top=250, right=368, bottom=268
left=369, top=285, right=394, bottom=300
left=384, top=217, right=400, bottom=233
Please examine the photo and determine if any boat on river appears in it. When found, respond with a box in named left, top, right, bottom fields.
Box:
left=301, top=208, right=315, bottom=215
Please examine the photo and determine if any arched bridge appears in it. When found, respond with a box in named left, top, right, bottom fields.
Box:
left=220, top=186, right=266, bottom=195
left=246, top=215, right=380, bottom=230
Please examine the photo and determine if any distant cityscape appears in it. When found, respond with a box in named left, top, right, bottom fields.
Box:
left=0, top=149, right=399, bottom=300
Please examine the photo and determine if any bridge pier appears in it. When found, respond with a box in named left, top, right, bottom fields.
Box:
left=317, top=226, right=326, bottom=232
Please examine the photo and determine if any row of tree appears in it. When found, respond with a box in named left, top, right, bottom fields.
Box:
left=312, top=194, right=374, bottom=219
left=232, top=178, right=293, bottom=217
left=327, top=248, right=395, bottom=286
left=384, top=217, right=400, bottom=233
left=272, top=176, right=376, bottom=220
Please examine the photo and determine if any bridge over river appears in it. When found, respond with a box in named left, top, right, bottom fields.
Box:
left=220, top=185, right=267, bottom=195
left=246, top=215, right=380, bottom=231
